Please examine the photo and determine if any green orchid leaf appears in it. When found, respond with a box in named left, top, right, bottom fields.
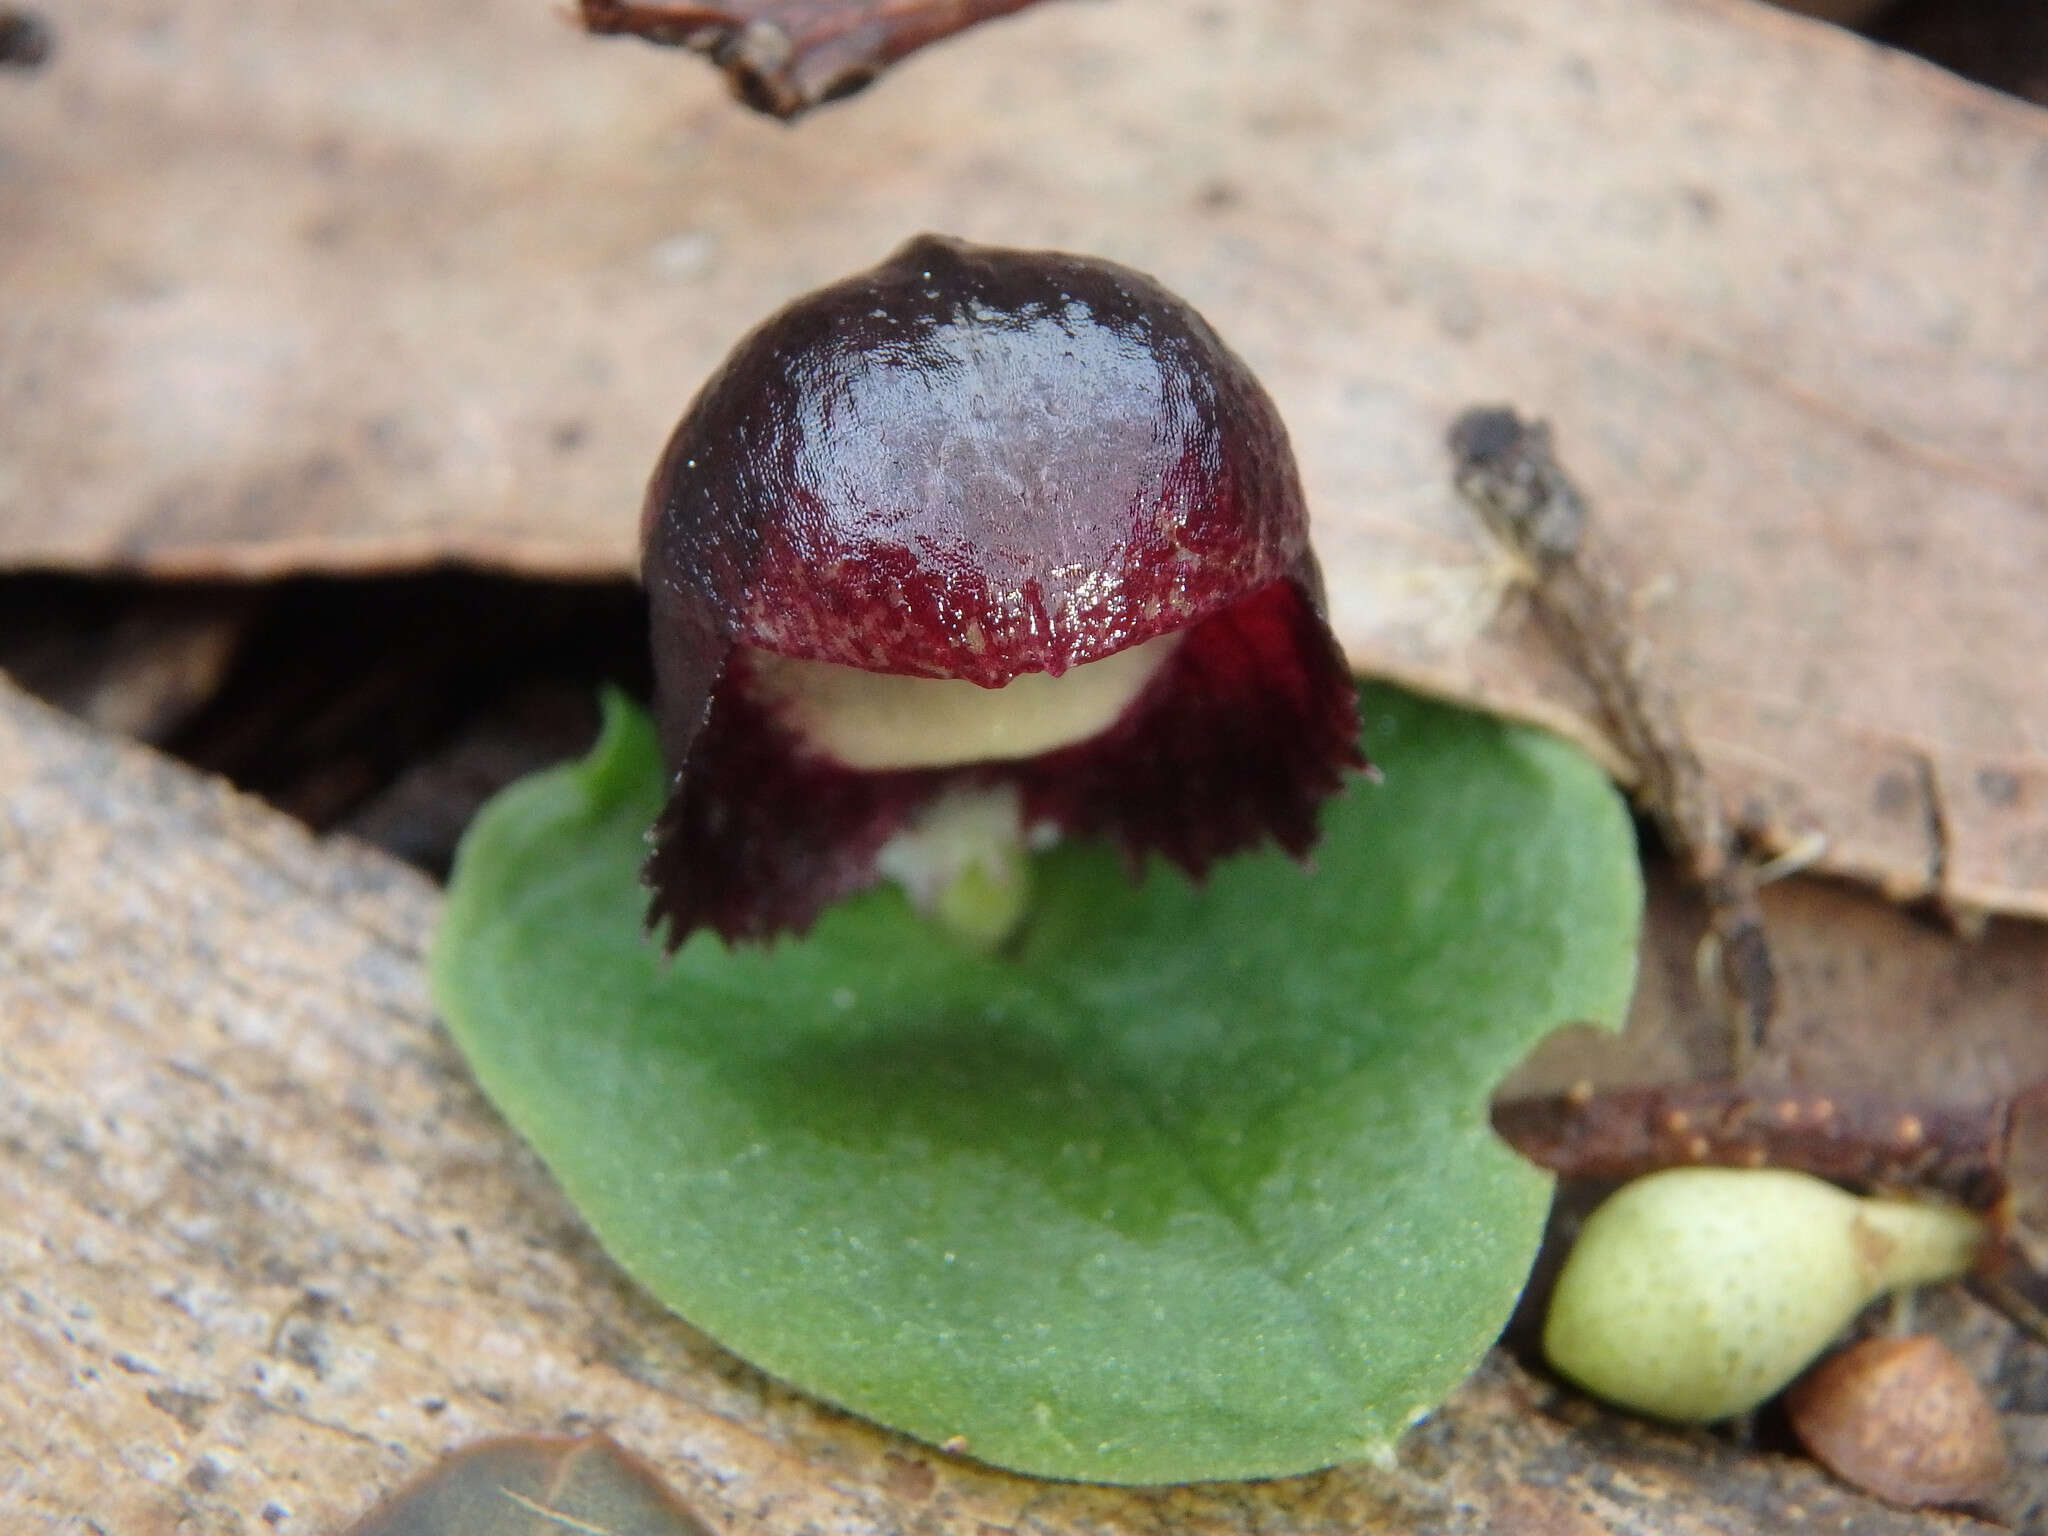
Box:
left=432, top=684, right=1640, bottom=1484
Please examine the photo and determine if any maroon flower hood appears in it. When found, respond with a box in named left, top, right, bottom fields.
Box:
left=642, top=235, right=1363, bottom=945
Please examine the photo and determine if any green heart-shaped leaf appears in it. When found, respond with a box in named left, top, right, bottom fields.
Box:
left=432, top=685, right=1639, bottom=1483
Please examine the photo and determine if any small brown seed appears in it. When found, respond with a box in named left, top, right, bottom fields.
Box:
left=1786, top=1335, right=2006, bottom=1509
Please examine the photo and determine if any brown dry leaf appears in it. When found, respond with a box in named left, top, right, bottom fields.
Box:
left=3, top=0, right=2046, bottom=917
left=2, top=673, right=2020, bottom=1534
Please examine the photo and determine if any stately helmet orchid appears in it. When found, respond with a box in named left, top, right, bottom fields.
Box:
left=641, top=235, right=1365, bottom=945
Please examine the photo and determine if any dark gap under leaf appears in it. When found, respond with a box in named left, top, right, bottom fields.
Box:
left=0, top=572, right=649, bottom=877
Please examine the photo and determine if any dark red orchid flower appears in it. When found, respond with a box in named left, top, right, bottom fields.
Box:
left=641, top=235, right=1365, bottom=946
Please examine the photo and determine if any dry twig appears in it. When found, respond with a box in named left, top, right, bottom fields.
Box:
left=1493, top=1081, right=2015, bottom=1211
left=1448, top=407, right=1778, bottom=1062
left=578, top=0, right=1060, bottom=118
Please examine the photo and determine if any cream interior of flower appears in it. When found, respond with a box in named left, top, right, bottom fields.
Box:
left=740, top=632, right=1183, bottom=770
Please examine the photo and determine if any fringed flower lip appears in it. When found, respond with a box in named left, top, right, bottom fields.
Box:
left=641, top=234, right=1368, bottom=947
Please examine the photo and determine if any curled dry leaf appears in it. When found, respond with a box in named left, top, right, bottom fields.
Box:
left=1787, top=1335, right=2008, bottom=1510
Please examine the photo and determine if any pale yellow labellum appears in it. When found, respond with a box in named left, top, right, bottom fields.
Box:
left=742, top=633, right=1182, bottom=771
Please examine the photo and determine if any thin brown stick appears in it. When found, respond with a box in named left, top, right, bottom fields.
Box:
left=1448, top=407, right=1776, bottom=1061
left=1492, top=1082, right=2014, bottom=1211
left=1968, top=1271, right=2048, bottom=1351
left=578, top=0, right=1060, bottom=119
